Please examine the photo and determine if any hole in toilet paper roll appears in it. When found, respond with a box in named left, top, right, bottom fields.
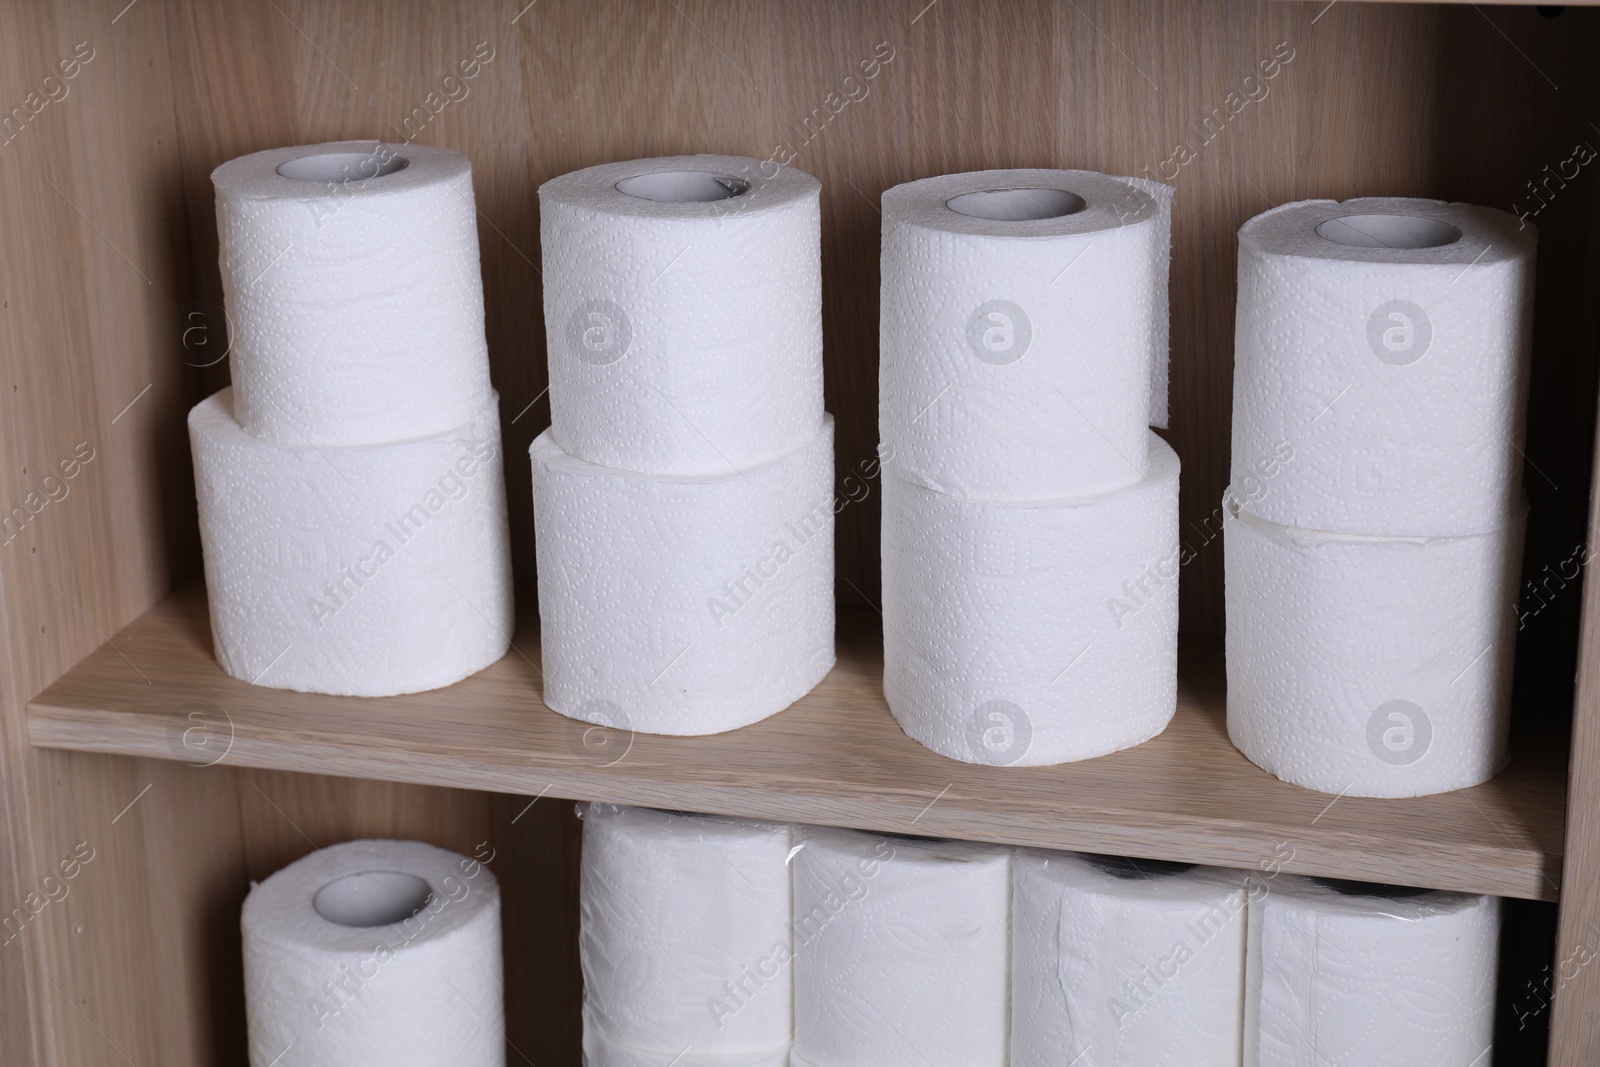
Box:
left=276, top=151, right=409, bottom=183
left=615, top=171, right=749, bottom=202
left=1314, top=214, right=1462, bottom=249
left=945, top=188, right=1087, bottom=221
left=1084, top=854, right=1198, bottom=880
left=313, top=871, right=432, bottom=927
left=1311, top=877, right=1432, bottom=899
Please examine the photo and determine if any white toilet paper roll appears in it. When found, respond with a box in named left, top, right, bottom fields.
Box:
left=1224, top=494, right=1524, bottom=797
left=189, top=387, right=513, bottom=697
left=1231, top=197, right=1535, bottom=536
left=580, top=805, right=792, bottom=1063
left=882, top=433, right=1180, bottom=766
left=242, top=839, right=504, bottom=1067
left=1012, top=852, right=1248, bottom=1067
left=792, top=830, right=1010, bottom=1067
left=213, top=141, right=494, bottom=446
left=1245, top=877, right=1499, bottom=1067
left=879, top=169, right=1165, bottom=501
left=531, top=418, right=835, bottom=735
left=539, top=155, right=823, bottom=475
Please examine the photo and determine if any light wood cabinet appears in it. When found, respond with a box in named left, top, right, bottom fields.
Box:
left=2, top=1, right=1597, bottom=1063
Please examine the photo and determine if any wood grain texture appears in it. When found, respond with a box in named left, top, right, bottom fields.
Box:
left=29, top=582, right=1568, bottom=902
left=0, top=0, right=1597, bottom=1063
left=1550, top=385, right=1600, bottom=1063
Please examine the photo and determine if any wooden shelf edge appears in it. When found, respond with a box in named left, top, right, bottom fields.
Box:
left=26, top=583, right=1566, bottom=902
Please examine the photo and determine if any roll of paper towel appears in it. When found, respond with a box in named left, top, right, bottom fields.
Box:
left=792, top=829, right=1010, bottom=1067
left=879, top=169, right=1166, bottom=501
left=1231, top=197, right=1535, bottom=536
left=882, top=432, right=1180, bottom=765
left=580, top=804, right=792, bottom=1064
left=539, top=155, right=823, bottom=475
left=242, top=839, right=504, bottom=1067
left=1224, top=493, right=1524, bottom=796
left=189, top=387, right=513, bottom=696
left=1012, top=852, right=1248, bottom=1067
left=1245, top=876, right=1499, bottom=1067
left=531, top=417, right=835, bottom=735
left=213, top=141, right=494, bottom=446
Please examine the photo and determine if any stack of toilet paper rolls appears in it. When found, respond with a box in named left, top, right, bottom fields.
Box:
left=1226, top=198, right=1535, bottom=797
left=190, top=141, right=513, bottom=696
left=879, top=169, right=1180, bottom=766
left=533, top=155, right=835, bottom=736
left=576, top=806, right=1502, bottom=1067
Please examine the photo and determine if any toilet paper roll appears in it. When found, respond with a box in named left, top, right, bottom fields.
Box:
left=242, top=839, right=504, bottom=1067
left=1012, top=852, right=1248, bottom=1067
left=883, top=432, right=1180, bottom=766
left=579, top=804, right=793, bottom=1061
left=879, top=169, right=1165, bottom=501
left=531, top=417, right=835, bottom=735
left=1245, top=877, right=1499, bottom=1067
left=189, top=387, right=513, bottom=697
left=213, top=141, right=494, bottom=446
left=540, top=155, right=823, bottom=475
left=1231, top=197, right=1535, bottom=536
left=792, top=830, right=1010, bottom=1067
left=1224, top=493, right=1524, bottom=797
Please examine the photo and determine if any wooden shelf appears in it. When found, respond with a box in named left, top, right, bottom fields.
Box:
left=27, top=582, right=1564, bottom=901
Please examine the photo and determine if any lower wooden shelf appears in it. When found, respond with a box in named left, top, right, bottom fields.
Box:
left=26, top=581, right=1564, bottom=900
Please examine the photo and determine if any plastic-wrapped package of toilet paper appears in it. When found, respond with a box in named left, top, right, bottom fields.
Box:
left=879, top=169, right=1165, bottom=501
left=531, top=417, right=834, bottom=735
left=1231, top=197, right=1535, bottom=536
left=189, top=387, right=512, bottom=696
left=882, top=432, right=1180, bottom=765
left=792, top=829, right=1010, bottom=1067
left=540, top=155, right=823, bottom=475
left=1245, top=877, right=1499, bottom=1067
left=242, top=839, right=504, bottom=1067
left=1224, top=493, right=1524, bottom=796
left=579, top=804, right=793, bottom=1065
left=1012, top=852, right=1248, bottom=1067
left=213, top=141, right=494, bottom=446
